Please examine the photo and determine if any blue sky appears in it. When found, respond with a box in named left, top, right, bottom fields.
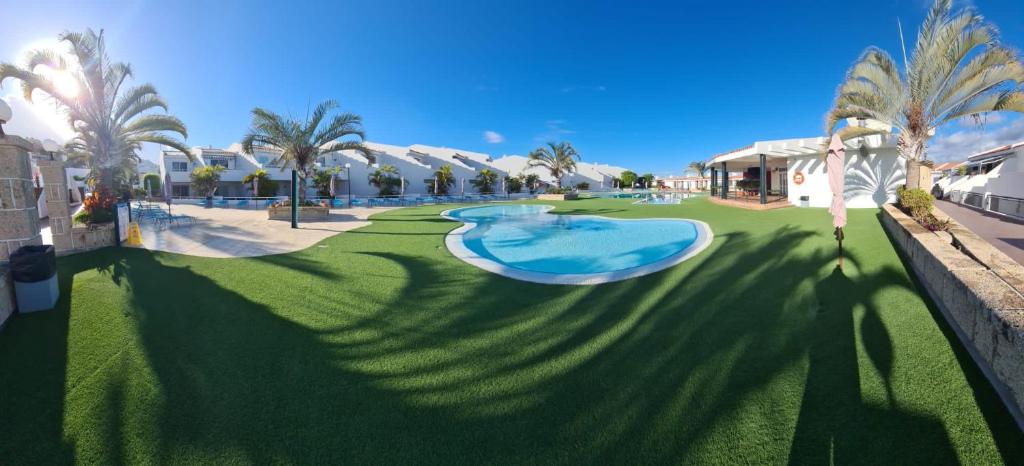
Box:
left=2, top=0, right=1023, bottom=175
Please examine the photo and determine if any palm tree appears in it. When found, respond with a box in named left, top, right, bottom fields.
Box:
left=0, top=28, right=191, bottom=191
left=826, top=0, right=1024, bottom=189
left=687, top=161, right=707, bottom=179
left=528, top=142, right=580, bottom=188
left=240, top=99, right=370, bottom=203
left=470, top=169, right=499, bottom=194
left=523, top=173, right=541, bottom=194
left=428, top=164, right=456, bottom=195
left=242, top=169, right=277, bottom=197
left=368, top=164, right=403, bottom=196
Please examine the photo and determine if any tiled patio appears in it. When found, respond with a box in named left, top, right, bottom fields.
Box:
left=137, top=204, right=397, bottom=258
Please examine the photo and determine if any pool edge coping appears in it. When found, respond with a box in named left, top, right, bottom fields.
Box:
left=440, top=204, right=714, bottom=285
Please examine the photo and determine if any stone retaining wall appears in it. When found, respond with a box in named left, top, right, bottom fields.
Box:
left=64, top=223, right=117, bottom=255
left=267, top=205, right=329, bottom=221
left=881, top=203, right=1024, bottom=427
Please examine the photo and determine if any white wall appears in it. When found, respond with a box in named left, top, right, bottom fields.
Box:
left=976, top=152, right=1024, bottom=199
left=787, top=147, right=906, bottom=208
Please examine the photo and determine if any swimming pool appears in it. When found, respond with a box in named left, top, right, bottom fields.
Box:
left=443, top=204, right=712, bottom=285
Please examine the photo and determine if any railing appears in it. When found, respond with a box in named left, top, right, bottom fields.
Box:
left=947, top=190, right=1024, bottom=220
left=989, top=195, right=1024, bottom=219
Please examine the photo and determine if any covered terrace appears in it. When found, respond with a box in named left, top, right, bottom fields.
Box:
left=707, top=137, right=827, bottom=206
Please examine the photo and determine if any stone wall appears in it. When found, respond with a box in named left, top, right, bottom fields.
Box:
left=0, top=136, right=43, bottom=262
left=64, top=223, right=117, bottom=254
left=881, top=203, right=1024, bottom=427
left=267, top=205, right=329, bottom=221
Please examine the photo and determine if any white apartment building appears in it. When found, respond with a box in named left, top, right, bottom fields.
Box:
left=161, top=141, right=633, bottom=198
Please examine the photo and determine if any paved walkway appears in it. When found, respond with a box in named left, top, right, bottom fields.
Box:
left=935, top=200, right=1024, bottom=265
left=138, top=204, right=397, bottom=258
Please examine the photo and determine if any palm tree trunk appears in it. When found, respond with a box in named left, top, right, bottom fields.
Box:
left=99, top=167, right=115, bottom=193
left=899, top=135, right=928, bottom=190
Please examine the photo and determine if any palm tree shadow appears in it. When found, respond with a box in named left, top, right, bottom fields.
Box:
left=788, top=265, right=956, bottom=464
left=0, top=258, right=78, bottom=464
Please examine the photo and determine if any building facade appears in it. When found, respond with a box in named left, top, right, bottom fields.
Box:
left=936, top=141, right=1024, bottom=219
left=707, top=134, right=905, bottom=208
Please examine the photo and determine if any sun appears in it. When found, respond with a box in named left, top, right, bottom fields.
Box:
left=44, top=68, right=79, bottom=98
left=15, top=37, right=80, bottom=98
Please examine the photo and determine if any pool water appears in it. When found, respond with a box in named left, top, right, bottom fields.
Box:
left=443, top=204, right=712, bottom=284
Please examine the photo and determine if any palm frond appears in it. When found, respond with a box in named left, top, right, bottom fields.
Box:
left=121, top=114, right=188, bottom=138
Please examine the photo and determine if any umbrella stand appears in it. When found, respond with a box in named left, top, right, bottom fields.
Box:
left=834, top=226, right=844, bottom=269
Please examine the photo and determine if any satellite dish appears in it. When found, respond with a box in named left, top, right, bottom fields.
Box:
left=42, top=139, right=61, bottom=152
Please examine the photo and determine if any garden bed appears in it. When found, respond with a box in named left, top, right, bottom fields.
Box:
left=267, top=205, right=329, bottom=221
left=536, top=193, right=578, bottom=201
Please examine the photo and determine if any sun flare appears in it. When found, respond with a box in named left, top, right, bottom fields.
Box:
left=47, top=69, right=79, bottom=98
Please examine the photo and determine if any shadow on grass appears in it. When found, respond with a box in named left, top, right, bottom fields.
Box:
left=0, top=261, right=76, bottom=464
left=877, top=212, right=1024, bottom=465
left=1, top=207, right=1021, bottom=463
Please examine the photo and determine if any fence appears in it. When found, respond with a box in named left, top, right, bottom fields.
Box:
left=947, top=190, right=1024, bottom=220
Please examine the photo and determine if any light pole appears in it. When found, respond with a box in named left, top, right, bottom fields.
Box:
left=345, top=162, right=352, bottom=208
left=290, top=169, right=298, bottom=229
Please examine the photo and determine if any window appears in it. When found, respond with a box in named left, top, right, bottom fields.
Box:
left=171, top=161, right=189, bottom=172
left=208, top=158, right=229, bottom=168
left=172, top=184, right=190, bottom=197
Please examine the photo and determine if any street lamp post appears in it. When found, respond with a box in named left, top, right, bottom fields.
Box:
left=345, top=162, right=352, bottom=208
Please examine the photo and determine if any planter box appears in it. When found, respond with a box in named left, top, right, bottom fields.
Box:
left=881, top=203, right=1024, bottom=427
left=267, top=205, right=329, bottom=221
left=537, top=193, right=579, bottom=201
left=63, top=222, right=116, bottom=255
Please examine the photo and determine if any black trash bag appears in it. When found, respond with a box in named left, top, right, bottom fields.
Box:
left=10, top=245, right=57, bottom=283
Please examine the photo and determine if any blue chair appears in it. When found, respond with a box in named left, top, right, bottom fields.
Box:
left=331, top=199, right=344, bottom=208
left=351, top=198, right=367, bottom=207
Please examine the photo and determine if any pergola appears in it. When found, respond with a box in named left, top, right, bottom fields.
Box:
left=707, top=137, right=829, bottom=205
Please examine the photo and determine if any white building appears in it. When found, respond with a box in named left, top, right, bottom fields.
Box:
left=707, top=134, right=905, bottom=208
left=657, top=173, right=710, bottom=191
left=160, top=141, right=634, bottom=198
left=159, top=146, right=294, bottom=198
left=490, top=155, right=627, bottom=190
left=936, top=141, right=1024, bottom=219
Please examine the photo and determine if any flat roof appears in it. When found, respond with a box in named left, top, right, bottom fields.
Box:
left=708, top=134, right=898, bottom=165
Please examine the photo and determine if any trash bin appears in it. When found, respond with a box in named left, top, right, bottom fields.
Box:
left=10, top=245, right=59, bottom=313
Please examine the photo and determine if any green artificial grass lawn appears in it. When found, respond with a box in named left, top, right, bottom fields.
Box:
left=0, top=197, right=1021, bottom=464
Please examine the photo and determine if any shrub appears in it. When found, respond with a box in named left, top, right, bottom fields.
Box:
left=897, top=186, right=933, bottom=219
left=142, top=173, right=161, bottom=193
left=575, top=182, right=590, bottom=190
left=545, top=187, right=569, bottom=194
left=77, top=188, right=117, bottom=225
left=897, top=186, right=949, bottom=232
